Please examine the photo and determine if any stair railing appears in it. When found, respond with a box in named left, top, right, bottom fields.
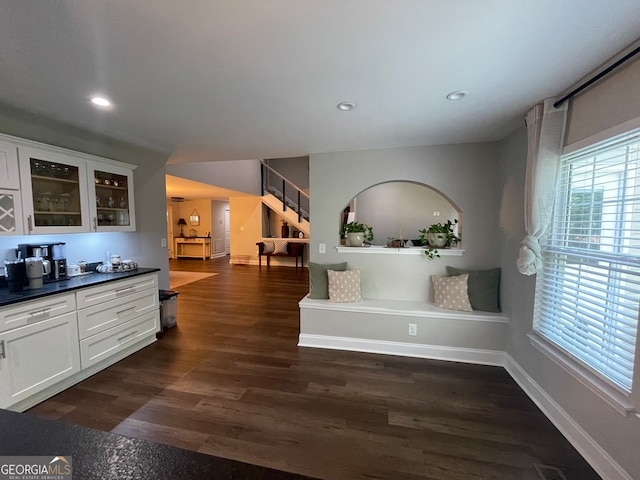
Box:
left=261, top=162, right=310, bottom=223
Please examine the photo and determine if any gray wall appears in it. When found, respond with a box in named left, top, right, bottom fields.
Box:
left=166, top=160, right=261, bottom=195
left=494, top=61, right=640, bottom=477
left=566, top=54, right=640, bottom=148
left=309, top=143, right=502, bottom=302
left=0, top=105, right=171, bottom=288
left=497, top=125, right=640, bottom=479
left=265, top=156, right=310, bottom=193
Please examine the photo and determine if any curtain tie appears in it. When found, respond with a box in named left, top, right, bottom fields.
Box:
left=517, top=234, right=541, bottom=275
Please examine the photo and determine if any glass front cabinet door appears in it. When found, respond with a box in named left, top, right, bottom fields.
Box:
left=87, top=162, right=136, bottom=232
left=18, top=147, right=90, bottom=234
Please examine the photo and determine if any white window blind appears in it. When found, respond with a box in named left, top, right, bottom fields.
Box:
left=535, top=128, right=640, bottom=393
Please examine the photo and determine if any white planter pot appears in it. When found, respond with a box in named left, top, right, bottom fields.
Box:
left=427, top=232, right=448, bottom=247
left=346, top=232, right=365, bottom=247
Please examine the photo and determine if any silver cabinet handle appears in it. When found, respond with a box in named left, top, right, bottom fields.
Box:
left=116, top=306, right=137, bottom=317
left=27, top=215, right=33, bottom=232
left=28, top=307, right=52, bottom=321
left=118, top=331, right=137, bottom=342
left=0, top=340, right=5, bottom=359
left=93, top=217, right=98, bottom=232
left=115, top=286, right=135, bottom=296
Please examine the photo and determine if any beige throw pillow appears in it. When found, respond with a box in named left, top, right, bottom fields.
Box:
left=327, top=269, right=362, bottom=303
left=263, top=241, right=275, bottom=254
left=274, top=240, right=288, bottom=254
left=431, top=274, right=473, bottom=312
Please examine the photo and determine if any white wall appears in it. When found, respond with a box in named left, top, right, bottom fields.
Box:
left=0, top=105, right=171, bottom=288
left=309, top=143, right=502, bottom=302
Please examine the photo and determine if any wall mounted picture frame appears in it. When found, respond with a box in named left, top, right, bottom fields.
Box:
left=190, top=209, right=200, bottom=226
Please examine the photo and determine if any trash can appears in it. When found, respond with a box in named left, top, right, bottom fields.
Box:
left=159, top=289, right=179, bottom=330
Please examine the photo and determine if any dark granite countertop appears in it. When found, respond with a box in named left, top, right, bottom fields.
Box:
left=0, top=409, right=316, bottom=480
left=0, top=268, right=161, bottom=307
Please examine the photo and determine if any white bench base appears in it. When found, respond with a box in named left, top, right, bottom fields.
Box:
left=298, top=296, right=509, bottom=366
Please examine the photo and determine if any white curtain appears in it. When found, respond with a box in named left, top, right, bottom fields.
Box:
left=517, top=98, right=568, bottom=275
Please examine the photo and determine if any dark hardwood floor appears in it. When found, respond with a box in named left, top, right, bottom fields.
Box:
left=28, top=257, right=601, bottom=480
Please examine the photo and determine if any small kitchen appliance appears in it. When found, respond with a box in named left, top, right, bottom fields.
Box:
left=4, top=258, right=26, bottom=293
left=17, top=242, right=67, bottom=282
left=25, top=257, right=51, bottom=289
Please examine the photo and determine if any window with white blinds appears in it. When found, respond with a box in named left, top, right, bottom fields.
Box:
left=535, top=128, right=640, bottom=393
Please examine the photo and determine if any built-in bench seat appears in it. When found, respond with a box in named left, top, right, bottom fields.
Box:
left=298, top=295, right=509, bottom=366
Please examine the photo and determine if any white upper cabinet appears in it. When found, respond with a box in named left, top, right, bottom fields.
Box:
left=0, top=140, right=20, bottom=189
left=18, top=147, right=92, bottom=234
left=87, top=162, right=136, bottom=232
left=1, top=132, right=137, bottom=235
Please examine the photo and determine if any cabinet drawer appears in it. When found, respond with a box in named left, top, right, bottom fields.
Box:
left=0, top=311, right=80, bottom=409
left=77, top=288, right=159, bottom=340
left=79, top=310, right=159, bottom=369
left=0, top=293, right=76, bottom=334
left=75, top=273, right=158, bottom=309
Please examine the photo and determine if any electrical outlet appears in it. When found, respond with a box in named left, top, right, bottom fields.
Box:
left=161, top=238, right=167, bottom=248
left=433, top=211, right=440, bottom=216
left=319, top=243, right=326, bottom=254
left=408, top=323, right=417, bottom=336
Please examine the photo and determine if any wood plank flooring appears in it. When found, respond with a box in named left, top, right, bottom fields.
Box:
left=28, top=257, right=601, bottom=480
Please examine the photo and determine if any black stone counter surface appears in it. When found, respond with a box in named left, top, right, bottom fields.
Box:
left=0, top=267, right=161, bottom=307
left=0, top=409, right=316, bottom=480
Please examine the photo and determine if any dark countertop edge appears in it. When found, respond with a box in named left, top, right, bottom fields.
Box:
left=0, top=409, right=316, bottom=480
left=0, top=268, right=161, bottom=307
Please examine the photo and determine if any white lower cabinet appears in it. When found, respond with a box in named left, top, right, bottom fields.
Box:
left=0, top=272, right=160, bottom=411
left=76, top=273, right=160, bottom=370
left=0, top=311, right=80, bottom=408
left=77, top=287, right=159, bottom=340
left=79, top=311, right=158, bottom=369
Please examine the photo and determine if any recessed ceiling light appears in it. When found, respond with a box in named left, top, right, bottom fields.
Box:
left=337, top=101, right=356, bottom=111
left=446, top=90, right=469, bottom=101
left=89, top=95, right=113, bottom=109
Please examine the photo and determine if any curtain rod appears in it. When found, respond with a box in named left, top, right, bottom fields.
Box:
left=554, top=44, right=640, bottom=108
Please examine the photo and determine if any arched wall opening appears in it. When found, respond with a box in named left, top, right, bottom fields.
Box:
left=340, top=180, right=462, bottom=245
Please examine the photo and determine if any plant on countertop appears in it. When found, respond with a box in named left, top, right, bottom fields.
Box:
left=419, top=219, right=460, bottom=259
left=343, top=221, right=374, bottom=246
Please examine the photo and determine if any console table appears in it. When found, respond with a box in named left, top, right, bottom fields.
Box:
left=175, top=237, right=212, bottom=259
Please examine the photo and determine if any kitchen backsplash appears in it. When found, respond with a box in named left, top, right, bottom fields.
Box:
left=0, top=232, right=144, bottom=276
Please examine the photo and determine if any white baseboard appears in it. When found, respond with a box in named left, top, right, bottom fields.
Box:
left=298, top=334, right=505, bottom=366
left=504, top=354, right=632, bottom=480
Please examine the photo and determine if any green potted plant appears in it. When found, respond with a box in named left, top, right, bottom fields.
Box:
left=343, top=221, right=374, bottom=247
left=419, top=219, right=460, bottom=259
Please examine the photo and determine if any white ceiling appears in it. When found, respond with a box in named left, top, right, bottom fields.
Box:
left=1, top=1, right=640, bottom=165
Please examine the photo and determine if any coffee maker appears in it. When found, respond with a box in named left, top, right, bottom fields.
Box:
left=17, top=242, right=67, bottom=282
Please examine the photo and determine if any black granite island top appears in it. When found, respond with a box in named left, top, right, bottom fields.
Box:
left=0, top=268, right=161, bottom=307
left=0, top=409, right=317, bottom=480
